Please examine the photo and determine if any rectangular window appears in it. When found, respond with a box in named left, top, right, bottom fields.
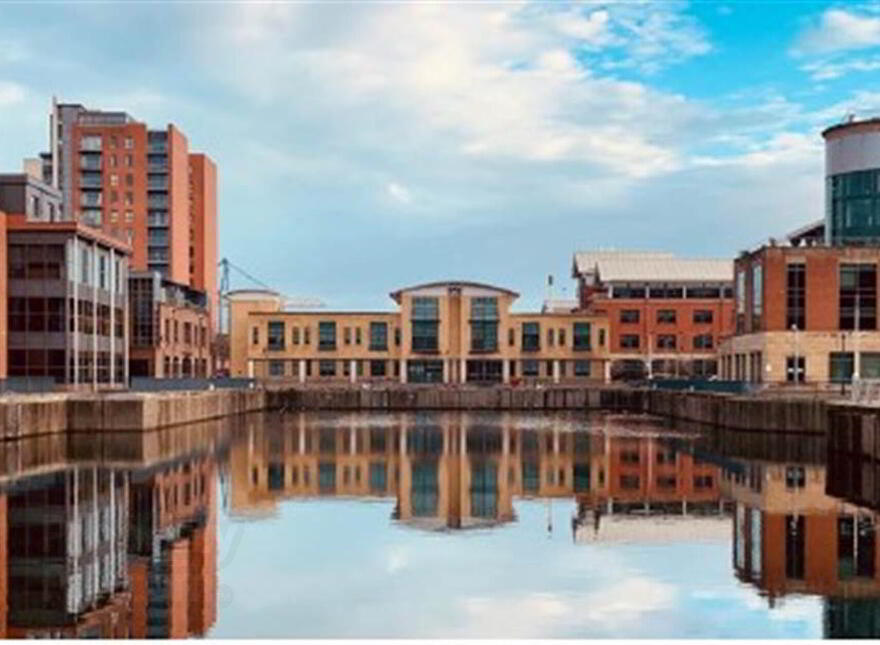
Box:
left=318, top=321, right=337, bottom=350
left=693, top=309, right=713, bottom=324
left=319, top=360, right=336, bottom=376
left=574, top=360, right=591, bottom=377
left=370, top=360, right=386, bottom=377
left=522, top=360, right=539, bottom=376
left=785, top=355, right=805, bottom=383
left=522, top=322, right=540, bottom=351
left=355, top=327, right=362, bottom=345
left=547, top=328, right=554, bottom=347
left=839, top=264, right=877, bottom=330
left=786, top=263, right=806, bottom=330
left=344, top=327, right=351, bottom=345
left=785, top=466, right=805, bottom=489
left=573, top=322, right=591, bottom=351
left=620, top=309, right=640, bottom=323
left=620, top=475, right=640, bottom=490
left=411, top=297, right=439, bottom=352
left=693, top=334, right=713, bottom=349
left=369, top=321, right=388, bottom=350
left=268, top=321, right=285, bottom=350
left=303, top=327, right=310, bottom=344
left=829, top=352, right=854, bottom=384
left=620, top=334, right=640, bottom=349
left=657, top=334, right=676, bottom=349
left=269, top=360, right=285, bottom=376
left=657, top=309, right=676, bottom=324
left=558, top=328, right=565, bottom=346
left=508, top=328, right=515, bottom=347
left=599, top=329, right=605, bottom=346
left=752, top=264, right=763, bottom=329
left=470, top=297, right=499, bottom=352
left=252, top=326, right=259, bottom=346
left=292, top=327, right=300, bottom=345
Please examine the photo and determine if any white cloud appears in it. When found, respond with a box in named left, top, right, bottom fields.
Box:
left=801, top=56, right=880, bottom=81
left=387, top=181, right=412, bottom=205
left=0, top=81, right=25, bottom=107
left=794, top=7, right=880, bottom=55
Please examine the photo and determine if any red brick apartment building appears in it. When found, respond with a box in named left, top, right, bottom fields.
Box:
left=572, top=251, right=734, bottom=380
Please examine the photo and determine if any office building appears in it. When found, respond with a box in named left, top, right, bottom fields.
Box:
left=0, top=173, right=131, bottom=387
left=227, top=280, right=610, bottom=384
left=572, top=251, right=734, bottom=380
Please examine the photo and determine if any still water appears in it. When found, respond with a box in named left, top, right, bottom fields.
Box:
left=0, top=410, right=876, bottom=638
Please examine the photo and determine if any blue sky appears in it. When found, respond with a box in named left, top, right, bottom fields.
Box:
left=2, top=1, right=880, bottom=310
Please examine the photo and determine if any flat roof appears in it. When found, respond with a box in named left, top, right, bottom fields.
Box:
left=574, top=251, right=732, bottom=283
left=822, top=116, right=880, bottom=138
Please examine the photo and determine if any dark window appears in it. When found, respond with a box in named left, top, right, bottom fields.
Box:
left=369, top=321, right=388, bottom=350
left=319, top=359, right=336, bottom=376
left=656, top=334, right=676, bottom=349
left=318, top=321, right=337, bottom=350
left=522, top=322, right=540, bottom=351
left=547, top=328, right=554, bottom=347
left=522, top=359, right=539, bottom=376
left=292, top=327, right=300, bottom=344
left=251, top=326, right=259, bottom=345
left=786, top=356, right=805, bottom=383
left=407, top=360, right=443, bottom=383
left=356, top=327, right=362, bottom=345
left=508, top=328, right=515, bottom=346
left=648, top=285, right=684, bottom=299
left=786, top=515, right=806, bottom=580
left=830, top=352, right=854, bottom=384
left=693, top=334, right=713, bottom=349
left=573, top=322, right=591, bottom=351
left=657, top=309, right=676, bottom=324
left=411, top=297, right=439, bottom=352
left=304, top=327, right=310, bottom=344
left=267, top=321, right=285, bottom=350
left=694, top=475, right=713, bottom=488
left=613, top=286, right=646, bottom=299
left=620, top=334, right=640, bottom=349
left=344, top=327, right=351, bottom=345
left=470, top=297, right=499, bottom=352
left=620, top=475, right=640, bottom=490
left=839, top=264, right=877, bottom=330
left=370, top=360, right=386, bottom=377
left=558, top=328, right=565, bottom=346
left=786, top=263, right=806, bottom=330
left=369, top=463, right=387, bottom=492
left=693, top=309, right=713, bottom=324
left=620, top=309, right=640, bottom=323
left=599, top=329, right=606, bottom=346
left=574, top=360, right=591, bottom=377
left=785, top=466, right=805, bottom=489
left=657, top=476, right=677, bottom=489
left=687, top=286, right=722, bottom=299
left=268, top=360, right=285, bottom=376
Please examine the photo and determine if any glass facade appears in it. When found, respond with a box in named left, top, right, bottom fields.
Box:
left=828, top=169, right=880, bottom=244
left=411, top=297, right=439, bottom=352
left=470, top=297, right=498, bottom=352
left=839, top=264, right=877, bottom=330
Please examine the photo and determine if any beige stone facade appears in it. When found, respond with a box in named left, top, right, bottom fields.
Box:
left=228, top=281, right=610, bottom=384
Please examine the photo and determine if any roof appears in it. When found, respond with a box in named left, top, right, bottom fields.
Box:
left=786, top=219, right=824, bottom=244
left=226, top=289, right=281, bottom=301
left=541, top=299, right=579, bottom=313
left=822, top=116, right=880, bottom=138
left=574, top=251, right=732, bottom=283
left=390, top=280, right=519, bottom=303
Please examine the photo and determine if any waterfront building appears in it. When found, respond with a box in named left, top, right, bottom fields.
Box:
left=0, top=173, right=131, bottom=387
left=571, top=251, right=734, bottom=380
left=128, top=271, right=212, bottom=378
left=30, top=99, right=218, bottom=331
left=227, top=281, right=611, bottom=384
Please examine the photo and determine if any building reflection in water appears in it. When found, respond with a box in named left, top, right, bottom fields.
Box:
left=227, top=412, right=730, bottom=540
left=716, top=428, right=880, bottom=638
left=0, top=420, right=228, bottom=639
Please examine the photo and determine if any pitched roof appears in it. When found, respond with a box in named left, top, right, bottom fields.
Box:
left=573, top=250, right=732, bottom=283
left=389, top=280, right=519, bottom=303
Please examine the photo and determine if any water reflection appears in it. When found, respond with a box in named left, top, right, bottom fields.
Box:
left=1, top=411, right=880, bottom=638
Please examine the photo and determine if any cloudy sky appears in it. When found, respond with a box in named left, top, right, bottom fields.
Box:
left=2, top=1, right=880, bottom=310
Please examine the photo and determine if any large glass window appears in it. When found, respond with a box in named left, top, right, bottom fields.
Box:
left=573, top=322, right=591, bottom=351
left=267, top=321, right=285, bottom=350
left=411, top=461, right=438, bottom=516
left=318, top=321, right=337, bottom=350
left=752, top=264, right=763, bottom=330
left=470, top=461, right=498, bottom=518
left=829, top=169, right=880, bottom=244
left=830, top=352, right=855, bottom=383
left=470, top=297, right=498, bottom=352
left=786, top=263, right=806, bottom=330
left=407, top=360, right=443, bottom=383
left=521, top=322, right=540, bottom=351
left=839, top=264, right=877, bottom=330
left=411, top=297, right=439, bottom=352
left=693, top=309, right=713, bottom=324
left=620, top=309, right=639, bottom=323
left=786, top=356, right=806, bottom=383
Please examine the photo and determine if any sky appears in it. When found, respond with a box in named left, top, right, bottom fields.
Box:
left=2, top=1, right=880, bottom=310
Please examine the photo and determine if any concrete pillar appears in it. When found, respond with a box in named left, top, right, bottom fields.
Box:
left=443, top=359, right=449, bottom=384
left=349, top=359, right=357, bottom=384
left=349, top=426, right=356, bottom=455
left=606, top=497, right=613, bottom=515
left=247, top=360, right=254, bottom=378
left=682, top=499, right=688, bottom=516
left=502, top=426, right=510, bottom=456
left=400, top=426, right=407, bottom=456
left=553, top=428, right=560, bottom=455
left=553, top=360, right=560, bottom=384
left=603, top=360, right=611, bottom=383
left=399, top=359, right=407, bottom=384
left=298, top=359, right=306, bottom=383
left=298, top=418, right=306, bottom=455
left=502, top=360, right=510, bottom=384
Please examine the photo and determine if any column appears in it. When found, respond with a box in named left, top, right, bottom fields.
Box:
left=553, top=427, right=560, bottom=455
left=349, top=426, right=356, bottom=455
left=298, top=359, right=306, bottom=383
left=298, top=417, right=306, bottom=455
left=399, top=359, right=407, bottom=384
left=502, top=426, right=510, bottom=456
left=603, top=360, right=611, bottom=383
left=552, top=360, right=560, bottom=384
left=247, top=360, right=255, bottom=378
left=400, top=426, right=408, bottom=456
left=443, top=359, right=450, bottom=384
left=349, top=359, right=357, bottom=384
left=92, top=242, right=98, bottom=390
left=109, top=250, right=115, bottom=386
left=502, top=360, right=510, bottom=384
left=72, top=237, right=79, bottom=386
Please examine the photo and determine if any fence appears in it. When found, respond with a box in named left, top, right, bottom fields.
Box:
left=129, top=377, right=257, bottom=392
left=0, top=377, right=58, bottom=394
left=647, top=379, right=754, bottom=395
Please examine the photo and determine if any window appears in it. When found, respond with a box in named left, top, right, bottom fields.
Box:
left=694, top=475, right=713, bottom=488
left=303, top=326, right=310, bottom=344
left=508, top=328, right=515, bottom=347
left=318, top=321, right=336, bottom=350
left=124, top=137, right=133, bottom=149
left=785, top=466, right=805, bottom=489
left=547, top=328, right=554, bottom=347
left=319, top=360, right=336, bottom=376
left=370, top=360, right=386, bottom=377
left=599, top=329, right=605, bottom=346
left=522, top=360, right=539, bottom=376
left=269, top=360, right=285, bottom=376
left=369, top=463, right=387, bottom=492
left=752, top=264, right=763, bottom=329
left=649, top=285, right=684, bottom=299
left=573, top=322, right=591, bottom=351
left=786, top=355, right=805, bottom=383
left=620, top=309, right=640, bottom=323
left=268, top=321, right=285, bottom=350
left=251, top=326, right=259, bottom=346
left=786, top=263, right=806, bottom=330
left=522, top=322, right=540, bottom=351
left=693, top=334, right=713, bottom=349
left=110, top=173, right=118, bottom=187
left=411, top=297, right=439, bottom=352
left=693, top=309, right=713, bottom=324
left=558, top=328, right=565, bottom=346
left=830, top=352, right=854, bottom=383
left=656, top=334, right=676, bottom=350
left=657, top=476, right=677, bottom=489
left=125, top=210, right=133, bottom=223
left=574, top=360, right=591, bottom=377
left=657, top=309, right=676, bottom=324
left=356, top=327, right=362, bottom=345
left=620, top=475, right=640, bottom=490
left=839, top=264, right=876, bottom=330
left=344, top=327, right=351, bottom=345
left=613, top=285, right=646, bottom=299
left=292, top=327, right=300, bottom=345
left=470, top=297, right=499, bottom=352
left=369, top=322, right=388, bottom=350
left=620, top=334, right=640, bottom=349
